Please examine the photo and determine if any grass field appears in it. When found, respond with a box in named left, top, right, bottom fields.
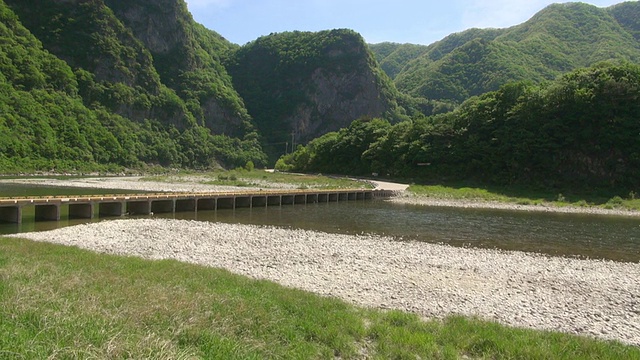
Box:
left=1, top=237, right=638, bottom=359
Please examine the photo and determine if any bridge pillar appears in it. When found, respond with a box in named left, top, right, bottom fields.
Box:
left=306, top=194, right=318, bottom=204
left=35, top=204, right=60, bottom=221
left=151, top=200, right=175, bottom=214
left=127, top=201, right=151, bottom=215
left=267, top=195, right=281, bottom=206
left=217, top=197, right=235, bottom=209
left=0, top=206, right=22, bottom=224
left=294, top=194, right=306, bottom=204
left=281, top=195, right=294, bottom=205
left=235, top=196, right=251, bottom=208
left=99, top=202, right=125, bottom=217
left=252, top=196, right=267, bottom=208
left=197, top=198, right=216, bottom=211
left=175, top=199, right=196, bottom=212
left=69, top=203, right=94, bottom=219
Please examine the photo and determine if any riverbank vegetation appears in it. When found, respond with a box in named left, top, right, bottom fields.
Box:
left=408, top=184, right=640, bottom=212
left=1, top=237, right=638, bottom=359
left=277, top=62, right=640, bottom=196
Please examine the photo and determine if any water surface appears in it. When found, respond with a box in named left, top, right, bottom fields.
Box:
left=1, top=184, right=639, bottom=262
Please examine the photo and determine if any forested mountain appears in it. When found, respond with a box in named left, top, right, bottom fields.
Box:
left=372, top=2, right=640, bottom=108
left=2, top=0, right=639, bottom=180
left=610, top=1, right=640, bottom=41
left=226, top=29, right=407, bottom=161
left=368, top=43, right=429, bottom=79
left=103, top=0, right=252, bottom=136
left=277, top=62, right=640, bottom=191
left=1, top=0, right=266, bottom=172
left=0, top=0, right=406, bottom=170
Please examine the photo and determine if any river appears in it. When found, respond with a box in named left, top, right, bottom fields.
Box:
left=1, top=183, right=639, bottom=262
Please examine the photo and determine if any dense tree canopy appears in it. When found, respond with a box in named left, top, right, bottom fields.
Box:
left=0, top=0, right=266, bottom=172
left=277, top=62, right=640, bottom=191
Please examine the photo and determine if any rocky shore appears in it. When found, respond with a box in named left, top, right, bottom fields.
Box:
left=9, top=219, right=640, bottom=346
left=0, top=176, right=263, bottom=193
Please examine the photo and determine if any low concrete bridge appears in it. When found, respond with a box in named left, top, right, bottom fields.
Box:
left=0, top=189, right=394, bottom=224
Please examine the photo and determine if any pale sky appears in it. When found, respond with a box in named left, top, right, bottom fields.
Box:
left=184, top=0, right=625, bottom=45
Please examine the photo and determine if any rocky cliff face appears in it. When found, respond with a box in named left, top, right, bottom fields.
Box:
left=4, top=0, right=161, bottom=93
left=7, top=0, right=252, bottom=137
left=104, top=0, right=252, bottom=137
left=289, top=67, right=389, bottom=141
left=227, top=29, right=403, bottom=160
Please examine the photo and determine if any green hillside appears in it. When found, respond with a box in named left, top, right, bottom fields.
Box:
left=368, top=42, right=429, bottom=79
left=2, top=0, right=640, bottom=176
left=610, top=1, right=640, bottom=41
left=226, top=29, right=406, bottom=161
left=385, top=2, right=640, bottom=107
left=103, top=0, right=253, bottom=137
left=0, top=0, right=266, bottom=172
left=278, top=62, right=640, bottom=191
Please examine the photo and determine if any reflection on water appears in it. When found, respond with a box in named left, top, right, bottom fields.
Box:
left=1, top=184, right=639, bottom=263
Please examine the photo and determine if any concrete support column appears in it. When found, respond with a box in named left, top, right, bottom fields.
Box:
left=151, top=200, right=175, bottom=214
left=217, top=197, right=235, bottom=209
left=99, top=202, right=125, bottom=217
left=0, top=206, right=22, bottom=224
left=35, top=204, right=60, bottom=221
left=197, top=198, right=216, bottom=211
left=252, top=196, right=267, bottom=208
left=127, top=201, right=151, bottom=215
left=281, top=195, right=294, bottom=205
left=235, top=196, right=251, bottom=208
left=267, top=196, right=281, bottom=206
left=69, top=203, right=94, bottom=219
left=175, top=199, right=196, bottom=212
left=306, top=194, right=318, bottom=204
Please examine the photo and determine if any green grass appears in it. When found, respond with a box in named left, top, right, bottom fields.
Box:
left=142, top=169, right=372, bottom=190
left=408, top=184, right=640, bottom=212
left=1, top=238, right=638, bottom=359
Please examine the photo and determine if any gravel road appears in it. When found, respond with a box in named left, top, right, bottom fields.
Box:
left=9, top=219, right=640, bottom=346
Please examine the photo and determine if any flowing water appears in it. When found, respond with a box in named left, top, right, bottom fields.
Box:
left=1, top=184, right=639, bottom=262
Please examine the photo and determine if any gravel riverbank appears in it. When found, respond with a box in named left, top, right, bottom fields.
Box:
left=9, top=219, right=640, bottom=346
left=390, top=194, right=640, bottom=218
left=0, top=176, right=263, bottom=193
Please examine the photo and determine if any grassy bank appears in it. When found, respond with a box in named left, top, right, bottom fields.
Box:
left=408, top=184, right=640, bottom=212
left=1, top=238, right=638, bottom=359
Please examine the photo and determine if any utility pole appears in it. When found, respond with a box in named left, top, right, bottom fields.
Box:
left=291, top=131, right=295, bottom=152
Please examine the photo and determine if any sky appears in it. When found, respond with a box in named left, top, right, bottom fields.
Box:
left=184, top=0, right=624, bottom=45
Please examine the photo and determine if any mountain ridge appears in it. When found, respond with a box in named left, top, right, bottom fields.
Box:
left=371, top=1, right=640, bottom=107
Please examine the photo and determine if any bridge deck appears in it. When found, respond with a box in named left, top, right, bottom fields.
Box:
left=0, top=188, right=393, bottom=224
